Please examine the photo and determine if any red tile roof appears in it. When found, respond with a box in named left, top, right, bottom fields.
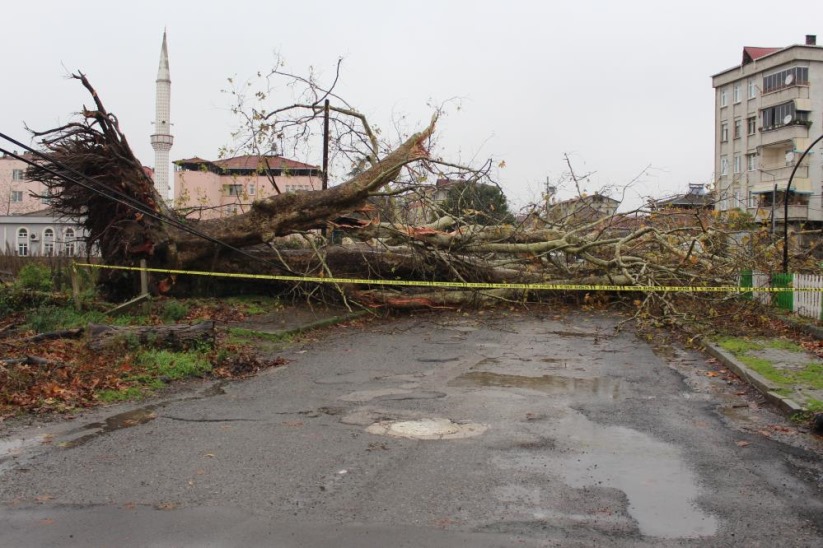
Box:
left=174, top=155, right=319, bottom=171
left=214, top=155, right=319, bottom=170
left=742, top=46, right=781, bottom=65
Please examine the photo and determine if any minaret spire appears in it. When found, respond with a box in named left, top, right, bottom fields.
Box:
left=151, top=29, right=174, bottom=202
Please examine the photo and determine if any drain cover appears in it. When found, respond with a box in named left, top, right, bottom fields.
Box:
left=366, top=418, right=487, bottom=440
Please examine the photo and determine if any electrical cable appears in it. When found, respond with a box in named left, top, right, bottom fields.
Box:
left=0, top=132, right=296, bottom=274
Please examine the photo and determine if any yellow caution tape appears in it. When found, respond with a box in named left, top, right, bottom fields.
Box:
left=73, top=263, right=811, bottom=293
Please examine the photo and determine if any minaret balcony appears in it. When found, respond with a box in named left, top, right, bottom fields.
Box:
left=151, top=134, right=174, bottom=146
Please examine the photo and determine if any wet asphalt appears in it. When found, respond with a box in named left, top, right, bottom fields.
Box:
left=1, top=309, right=822, bottom=547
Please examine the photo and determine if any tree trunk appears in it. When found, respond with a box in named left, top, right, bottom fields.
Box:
left=87, top=321, right=215, bottom=352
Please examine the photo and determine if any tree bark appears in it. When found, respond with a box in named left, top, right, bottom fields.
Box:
left=87, top=321, right=215, bottom=352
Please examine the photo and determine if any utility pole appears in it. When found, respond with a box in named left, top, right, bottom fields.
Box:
left=321, top=99, right=330, bottom=238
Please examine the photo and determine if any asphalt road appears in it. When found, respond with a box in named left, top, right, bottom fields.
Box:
left=1, top=309, right=822, bottom=547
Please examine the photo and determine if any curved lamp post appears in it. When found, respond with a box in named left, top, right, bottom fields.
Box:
left=783, top=133, right=823, bottom=273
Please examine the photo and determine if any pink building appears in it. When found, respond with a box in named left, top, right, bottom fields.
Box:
left=0, top=152, right=46, bottom=215
left=173, top=155, right=323, bottom=219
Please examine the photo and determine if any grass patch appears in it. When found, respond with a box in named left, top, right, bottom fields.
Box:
left=807, top=398, right=823, bottom=413
left=135, top=349, right=212, bottom=380
left=717, top=337, right=765, bottom=354
left=25, top=306, right=110, bottom=332
left=767, top=339, right=804, bottom=352
left=227, top=327, right=292, bottom=345
left=97, top=387, right=144, bottom=403
left=223, top=296, right=282, bottom=315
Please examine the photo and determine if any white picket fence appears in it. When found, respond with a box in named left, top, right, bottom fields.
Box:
left=747, top=272, right=823, bottom=320
left=794, top=274, right=823, bottom=320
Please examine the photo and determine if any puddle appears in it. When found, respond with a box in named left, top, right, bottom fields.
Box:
left=366, top=418, right=487, bottom=440
left=552, top=413, right=718, bottom=539
left=449, top=372, right=621, bottom=399
left=59, top=406, right=158, bottom=449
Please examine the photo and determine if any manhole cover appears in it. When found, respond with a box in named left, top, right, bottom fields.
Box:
left=366, top=418, right=487, bottom=440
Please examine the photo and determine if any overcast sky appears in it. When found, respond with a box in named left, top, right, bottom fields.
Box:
left=1, top=1, right=820, bottom=210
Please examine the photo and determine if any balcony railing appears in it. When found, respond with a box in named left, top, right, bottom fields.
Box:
left=748, top=205, right=809, bottom=221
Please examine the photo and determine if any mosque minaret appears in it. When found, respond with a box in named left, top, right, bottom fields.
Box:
left=150, top=30, right=173, bottom=201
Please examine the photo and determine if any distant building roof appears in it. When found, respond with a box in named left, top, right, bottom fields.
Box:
left=653, top=185, right=714, bottom=210
left=174, top=155, right=320, bottom=174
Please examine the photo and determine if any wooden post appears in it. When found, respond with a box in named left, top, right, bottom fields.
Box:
left=71, top=263, right=81, bottom=310
left=140, top=259, right=148, bottom=296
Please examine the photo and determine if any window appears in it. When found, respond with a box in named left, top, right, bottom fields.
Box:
left=43, top=228, right=55, bottom=256
left=746, top=153, right=757, bottom=172
left=720, top=122, right=729, bottom=142
left=734, top=191, right=742, bottom=208
left=12, top=169, right=24, bottom=181
left=10, top=190, right=23, bottom=203
left=733, top=83, right=742, bottom=103
left=734, top=119, right=742, bottom=139
left=748, top=191, right=758, bottom=208
left=761, top=101, right=809, bottom=130
left=733, top=154, right=742, bottom=174
left=63, top=228, right=75, bottom=256
left=720, top=155, right=729, bottom=176
left=224, top=184, right=243, bottom=197
left=762, top=66, right=809, bottom=94
left=748, top=79, right=757, bottom=99
left=747, top=116, right=756, bottom=135
left=17, top=228, right=29, bottom=256
left=248, top=183, right=256, bottom=196
left=719, top=88, right=728, bottom=107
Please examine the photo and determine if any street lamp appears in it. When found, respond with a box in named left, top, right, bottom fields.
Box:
left=783, top=133, right=823, bottom=273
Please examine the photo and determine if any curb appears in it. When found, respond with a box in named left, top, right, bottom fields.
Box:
left=278, top=310, right=372, bottom=337
left=703, top=343, right=806, bottom=416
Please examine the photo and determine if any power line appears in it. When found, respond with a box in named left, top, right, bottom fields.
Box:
left=0, top=132, right=296, bottom=275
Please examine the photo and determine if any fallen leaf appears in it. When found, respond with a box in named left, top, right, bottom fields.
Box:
left=735, top=440, right=750, bottom=447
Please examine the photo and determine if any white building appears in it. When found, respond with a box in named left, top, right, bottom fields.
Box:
left=712, top=35, right=823, bottom=225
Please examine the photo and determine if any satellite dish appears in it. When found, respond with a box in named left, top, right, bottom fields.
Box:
left=786, top=151, right=796, bottom=163
left=785, top=74, right=795, bottom=86
left=783, top=114, right=794, bottom=125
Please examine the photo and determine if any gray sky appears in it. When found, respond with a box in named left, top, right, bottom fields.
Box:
left=1, top=1, right=820, bottom=210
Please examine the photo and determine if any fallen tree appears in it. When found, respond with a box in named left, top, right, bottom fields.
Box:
left=22, top=71, right=805, bottom=315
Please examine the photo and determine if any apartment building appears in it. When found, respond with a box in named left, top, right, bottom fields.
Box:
left=712, top=35, right=823, bottom=225
left=173, top=155, right=323, bottom=219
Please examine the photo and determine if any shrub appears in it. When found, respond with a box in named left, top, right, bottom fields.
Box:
left=16, top=263, right=53, bottom=292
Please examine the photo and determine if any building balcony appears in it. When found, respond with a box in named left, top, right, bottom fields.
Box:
left=760, top=85, right=810, bottom=108
left=759, top=122, right=811, bottom=146
left=748, top=204, right=809, bottom=222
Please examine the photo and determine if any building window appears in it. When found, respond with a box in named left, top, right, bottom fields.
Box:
left=747, top=116, right=757, bottom=135
left=17, top=228, right=29, bottom=256
left=43, top=228, right=55, bottom=256
left=224, top=184, right=243, bottom=197
left=12, top=169, right=24, bottom=181
left=248, top=183, right=256, bottom=196
left=719, top=88, right=728, bottom=107
left=720, top=122, right=729, bottom=142
left=720, top=156, right=729, bottom=176
left=748, top=80, right=757, bottom=99
left=10, top=190, right=23, bottom=203
left=762, top=66, right=809, bottom=94
left=733, top=154, right=742, bottom=174
left=733, top=119, right=742, bottom=139
left=63, top=228, right=76, bottom=256
left=746, top=153, right=757, bottom=172
left=733, top=83, right=742, bottom=104
left=734, top=191, right=742, bottom=208
left=761, top=101, right=809, bottom=131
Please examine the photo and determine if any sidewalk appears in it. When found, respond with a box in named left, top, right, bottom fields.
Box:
left=703, top=318, right=823, bottom=427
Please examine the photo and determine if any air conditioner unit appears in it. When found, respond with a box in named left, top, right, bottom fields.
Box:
left=29, top=234, right=39, bottom=241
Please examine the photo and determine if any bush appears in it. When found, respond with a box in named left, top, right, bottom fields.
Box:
left=161, top=300, right=190, bottom=323
left=16, top=263, right=53, bottom=292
